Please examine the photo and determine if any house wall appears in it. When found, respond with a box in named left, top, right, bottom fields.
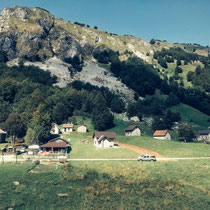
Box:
left=77, top=126, right=87, bottom=133
left=93, top=137, right=114, bottom=148
left=153, top=132, right=171, bottom=140
left=62, top=127, right=73, bottom=133
left=199, top=134, right=210, bottom=141
left=125, top=128, right=141, bottom=136
left=103, top=139, right=114, bottom=148
left=50, top=125, right=60, bottom=134
left=165, top=132, right=171, bottom=140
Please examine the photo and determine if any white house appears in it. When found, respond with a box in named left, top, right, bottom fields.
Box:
left=153, top=130, right=171, bottom=140
left=93, top=131, right=115, bottom=148
left=198, top=130, right=210, bottom=141
left=77, top=125, right=88, bottom=133
left=50, top=123, right=60, bottom=135
left=125, top=125, right=141, bottom=136
left=62, top=124, right=74, bottom=133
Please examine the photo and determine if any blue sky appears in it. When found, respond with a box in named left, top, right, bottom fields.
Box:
left=0, top=0, right=209, bottom=46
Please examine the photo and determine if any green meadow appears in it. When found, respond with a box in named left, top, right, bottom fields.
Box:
left=0, top=160, right=209, bottom=209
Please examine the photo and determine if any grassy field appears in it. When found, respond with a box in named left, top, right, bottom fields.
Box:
left=61, top=115, right=210, bottom=159
left=63, top=132, right=138, bottom=159
left=0, top=160, right=209, bottom=209
left=170, top=103, right=210, bottom=130
left=116, top=136, right=210, bottom=157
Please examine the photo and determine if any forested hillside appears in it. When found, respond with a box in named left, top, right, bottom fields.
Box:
left=0, top=6, right=209, bottom=145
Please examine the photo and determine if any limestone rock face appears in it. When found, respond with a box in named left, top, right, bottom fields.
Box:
left=0, top=6, right=153, bottom=63
left=0, top=6, right=82, bottom=61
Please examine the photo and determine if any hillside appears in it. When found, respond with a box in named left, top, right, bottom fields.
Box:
left=0, top=6, right=209, bottom=145
left=0, top=6, right=209, bottom=91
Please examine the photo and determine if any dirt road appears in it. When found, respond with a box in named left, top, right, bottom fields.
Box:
left=115, top=141, right=165, bottom=158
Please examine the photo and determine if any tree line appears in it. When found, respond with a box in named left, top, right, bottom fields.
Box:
left=0, top=63, right=125, bottom=145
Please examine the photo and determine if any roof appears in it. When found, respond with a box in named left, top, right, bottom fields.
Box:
left=52, top=123, right=60, bottom=129
left=153, top=130, right=169, bottom=137
left=0, top=129, right=6, bottom=134
left=93, top=131, right=116, bottom=140
left=63, top=123, right=74, bottom=128
left=14, top=142, right=25, bottom=146
left=125, top=125, right=139, bottom=131
left=40, top=137, right=69, bottom=148
left=78, top=125, right=87, bottom=128
left=199, top=130, right=210, bottom=135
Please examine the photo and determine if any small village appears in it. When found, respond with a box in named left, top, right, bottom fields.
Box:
left=0, top=120, right=210, bottom=163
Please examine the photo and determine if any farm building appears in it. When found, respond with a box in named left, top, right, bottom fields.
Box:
left=93, top=131, right=115, bottom=148
left=198, top=130, right=210, bottom=141
left=77, top=125, right=88, bottom=133
left=153, top=130, right=171, bottom=140
left=125, top=125, right=141, bottom=136
left=0, top=129, right=6, bottom=143
left=50, top=123, right=60, bottom=134
left=40, top=137, right=70, bottom=153
left=62, top=123, right=74, bottom=133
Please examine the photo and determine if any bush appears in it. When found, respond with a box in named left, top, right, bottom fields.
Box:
left=150, top=39, right=156, bottom=45
left=158, top=58, right=168, bottom=68
left=175, top=67, right=183, bottom=74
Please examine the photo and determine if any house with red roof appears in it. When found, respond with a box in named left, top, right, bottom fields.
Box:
left=125, top=125, right=141, bottom=136
left=153, top=130, right=171, bottom=140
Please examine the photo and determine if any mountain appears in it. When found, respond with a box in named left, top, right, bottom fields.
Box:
left=0, top=6, right=209, bottom=94
left=0, top=6, right=209, bottom=144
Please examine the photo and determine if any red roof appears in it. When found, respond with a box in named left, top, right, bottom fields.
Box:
left=153, top=130, right=168, bottom=137
left=40, top=138, right=69, bottom=148
left=14, top=142, right=25, bottom=146
left=93, top=131, right=115, bottom=140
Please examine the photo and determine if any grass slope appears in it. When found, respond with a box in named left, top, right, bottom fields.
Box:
left=170, top=103, right=210, bottom=130
left=116, top=136, right=210, bottom=157
left=0, top=160, right=209, bottom=209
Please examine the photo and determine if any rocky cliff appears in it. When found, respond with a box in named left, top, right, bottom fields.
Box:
left=0, top=6, right=159, bottom=62
left=0, top=6, right=208, bottom=99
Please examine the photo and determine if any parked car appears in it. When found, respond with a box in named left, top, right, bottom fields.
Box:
left=137, top=154, right=156, bottom=161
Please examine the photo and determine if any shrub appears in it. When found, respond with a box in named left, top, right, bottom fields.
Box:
left=175, top=67, right=183, bottom=74
left=150, top=39, right=156, bottom=45
left=158, top=58, right=168, bottom=68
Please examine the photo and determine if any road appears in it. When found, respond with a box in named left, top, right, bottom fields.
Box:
left=68, top=157, right=210, bottom=161
left=1, top=155, right=210, bottom=163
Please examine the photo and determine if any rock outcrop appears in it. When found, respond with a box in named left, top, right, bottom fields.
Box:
left=0, top=6, right=154, bottom=62
left=0, top=6, right=82, bottom=61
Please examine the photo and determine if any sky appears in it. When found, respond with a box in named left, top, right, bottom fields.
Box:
left=0, top=0, right=209, bottom=46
